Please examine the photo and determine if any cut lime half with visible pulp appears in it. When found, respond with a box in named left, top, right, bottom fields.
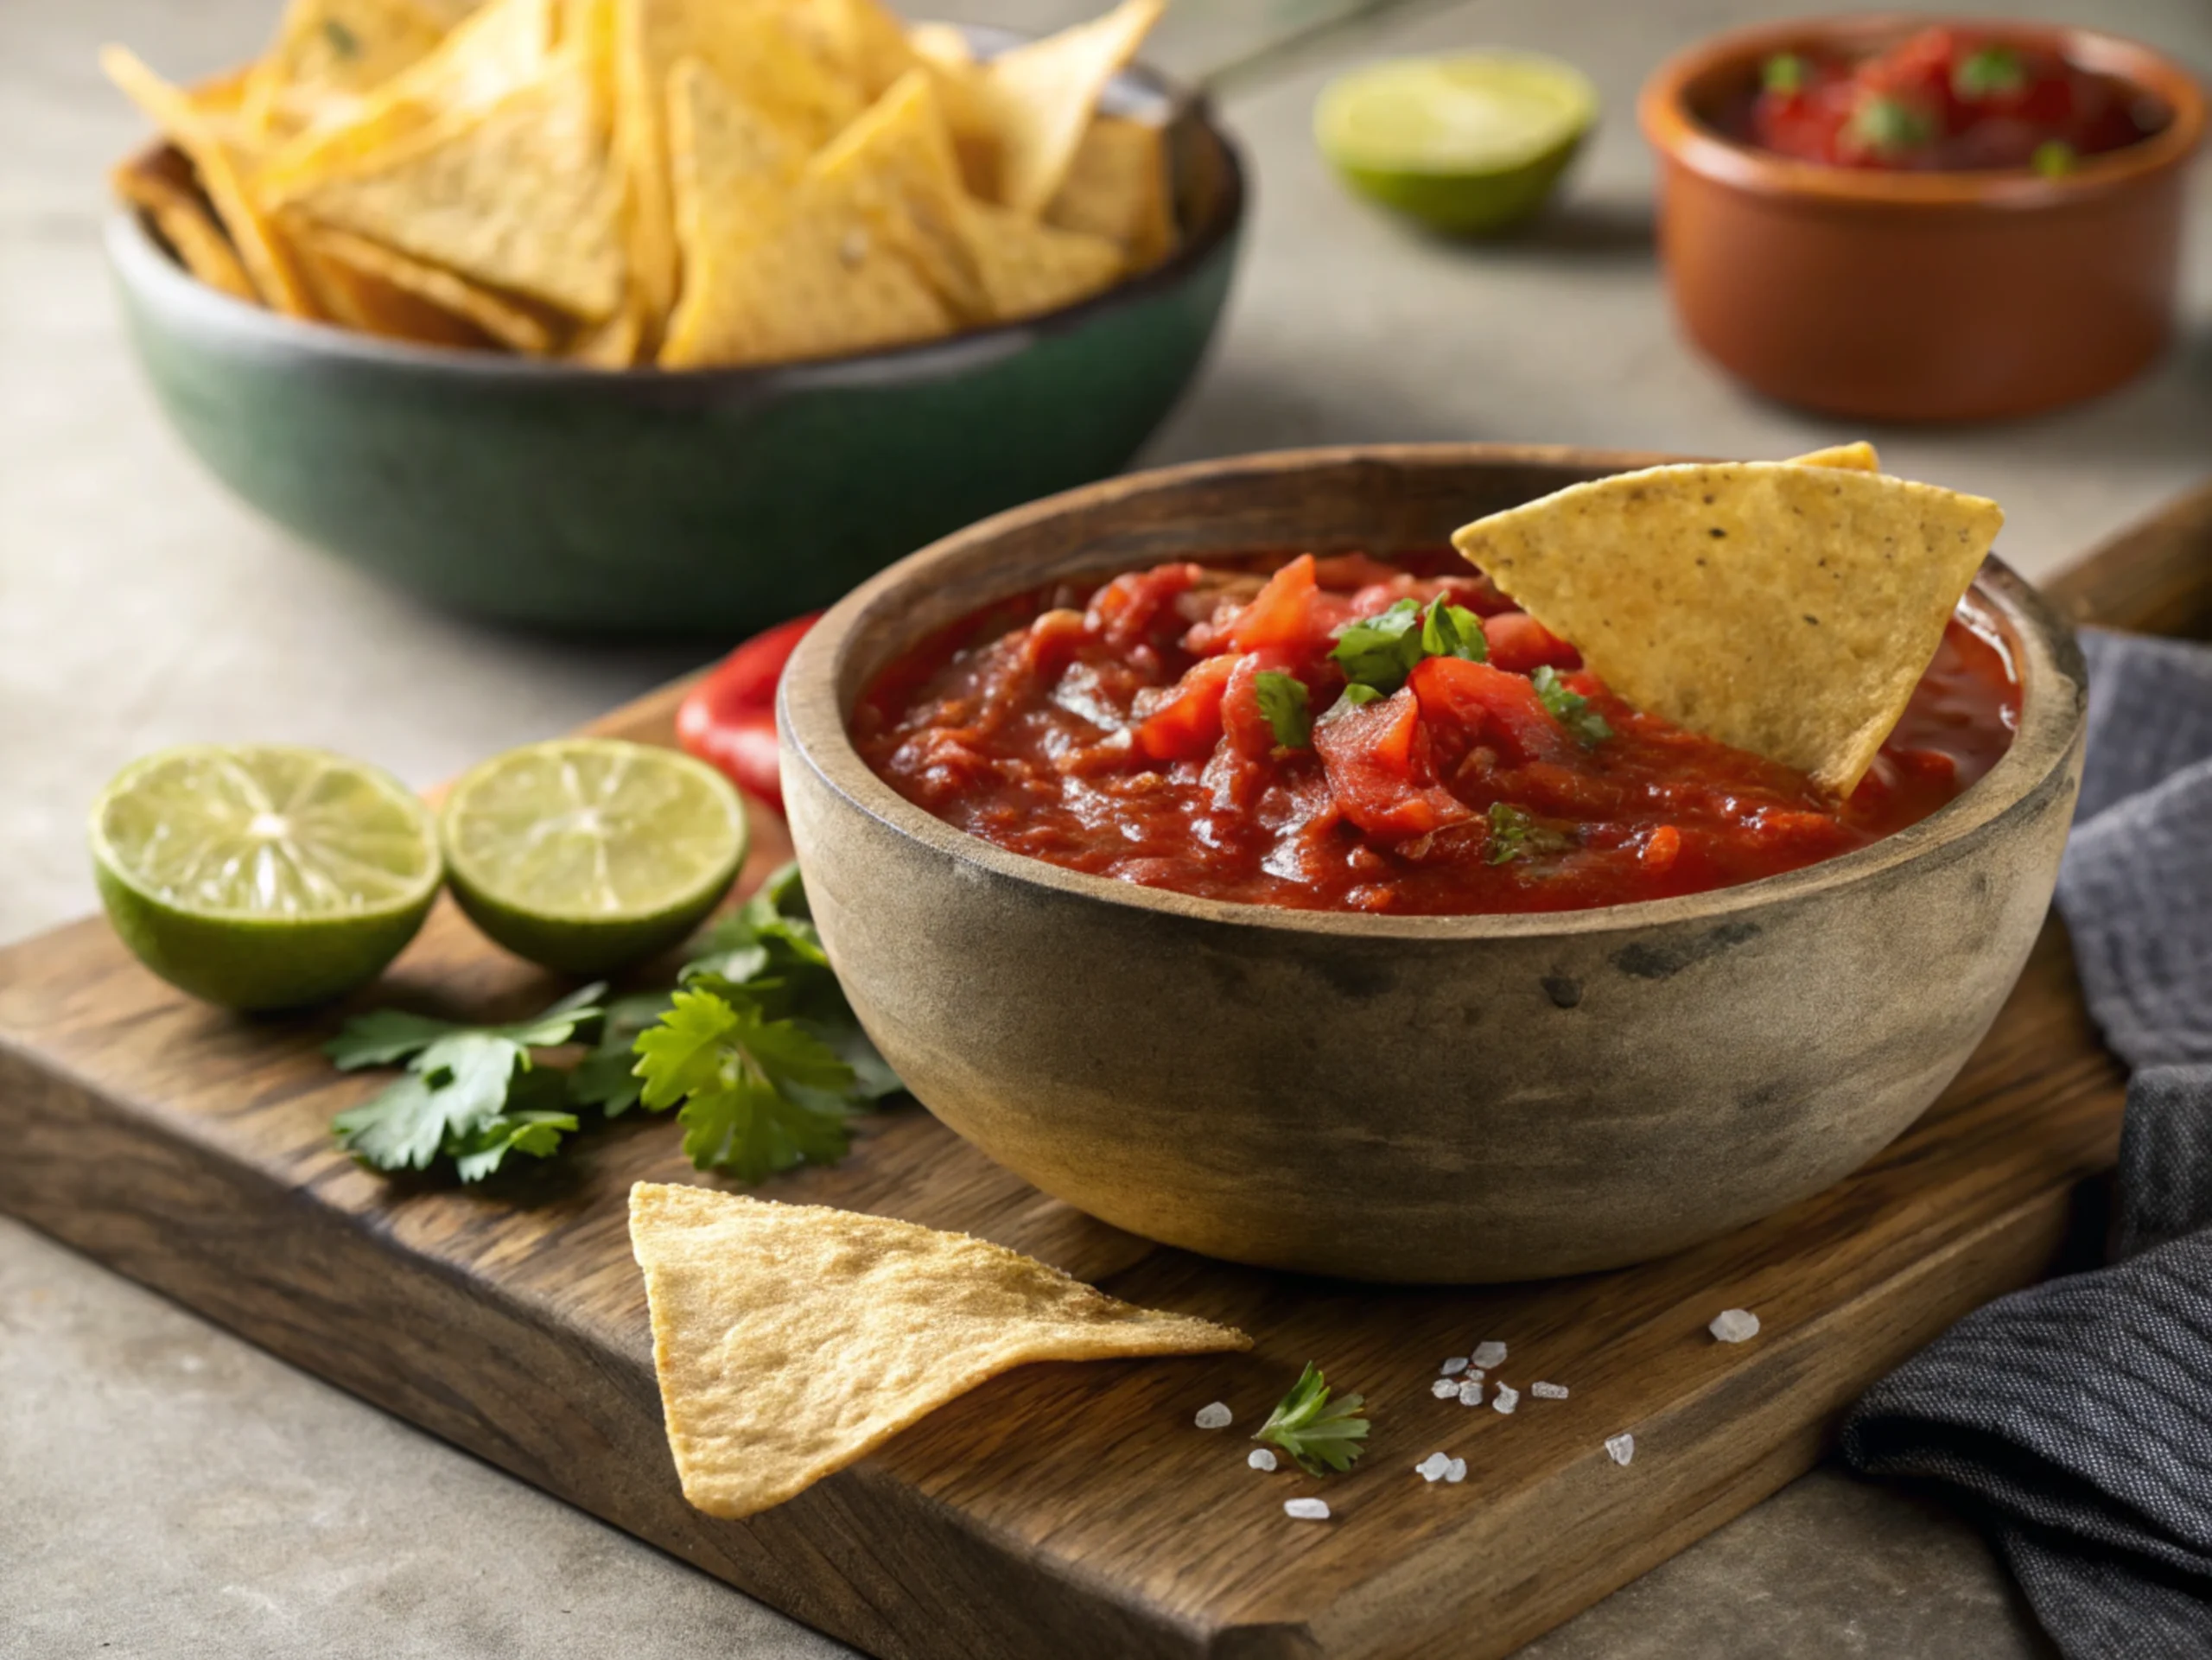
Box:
left=89, top=744, right=443, bottom=1011
left=1316, top=53, right=1599, bottom=235
left=439, top=738, right=748, bottom=976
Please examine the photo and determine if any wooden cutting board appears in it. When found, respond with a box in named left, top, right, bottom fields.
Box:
left=3, top=490, right=2207, bottom=1660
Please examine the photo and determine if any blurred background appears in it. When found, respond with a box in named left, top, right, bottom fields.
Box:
left=5, top=1, right=2209, bottom=1655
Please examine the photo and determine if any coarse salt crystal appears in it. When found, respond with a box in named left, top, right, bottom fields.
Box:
left=1284, top=1498, right=1331, bottom=1521
left=1530, top=1381, right=1568, bottom=1400
left=1709, top=1308, right=1761, bottom=1344
left=1431, top=1378, right=1460, bottom=1399
left=1492, top=1383, right=1520, bottom=1415
left=1457, top=1377, right=1484, bottom=1407
left=1416, top=1452, right=1451, bottom=1483
left=1606, top=1433, right=1635, bottom=1466
left=1471, top=1340, right=1508, bottom=1370
left=1440, top=1356, right=1469, bottom=1377
left=1248, top=1448, right=1278, bottom=1472
left=1444, top=1458, right=1467, bottom=1484
left=1194, top=1401, right=1233, bottom=1429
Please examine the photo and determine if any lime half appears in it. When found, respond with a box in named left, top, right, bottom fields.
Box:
left=439, top=738, right=748, bottom=975
left=1316, top=53, right=1598, bottom=235
left=89, top=744, right=442, bottom=1011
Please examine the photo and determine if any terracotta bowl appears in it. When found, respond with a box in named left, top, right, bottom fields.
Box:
left=1639, top=16, right=2204, bottom=422
left=779, top=446, right=2087, bottom=1283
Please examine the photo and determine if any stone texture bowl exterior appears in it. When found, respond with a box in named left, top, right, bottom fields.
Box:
left=779, top=446, right=2087, bottom=1283
left=104, top=34, right=1241, bottom=638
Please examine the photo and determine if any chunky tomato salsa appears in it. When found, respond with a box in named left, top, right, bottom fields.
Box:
left=1745, top=27, right=2162, bottom=173
left=854, top=552, right=2020, bottom=916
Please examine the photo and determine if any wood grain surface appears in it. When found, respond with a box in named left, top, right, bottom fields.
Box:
left=0, top=490, right=2197, bottom=1659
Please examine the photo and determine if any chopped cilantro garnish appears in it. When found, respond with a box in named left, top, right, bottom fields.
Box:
left=1486, top=802, right=1573, bottom=866
left=1849, top=94, right=1936, bottom=156
left=327, top=862, right=902, bottom=1185
left=1762, top=52, right=1805, bottom=95
left=1254, top=671, right=1312, bottom=749
left=1530, top=665, right=1611, bottom=747
left=1953, top=46, right=2024, bottom=100
left=1331, top=596, right=1487, bottom=697
left=2032, top=139, right=2075, bottom=177
left=1253, top=1363, right=1370, bottom=1476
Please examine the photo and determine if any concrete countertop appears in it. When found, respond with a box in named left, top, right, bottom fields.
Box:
left=8, top=0, right=2206, bottom=1652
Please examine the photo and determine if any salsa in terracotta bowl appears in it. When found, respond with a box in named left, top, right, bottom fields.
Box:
left=855, top=550, right=2018, bottom=916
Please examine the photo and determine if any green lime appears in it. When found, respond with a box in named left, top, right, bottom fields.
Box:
left=1316, top=53, right=1598, bottom=235
left=439, top=738, right=748, bottom=975
left=89, top=744, right=442, bottom=1011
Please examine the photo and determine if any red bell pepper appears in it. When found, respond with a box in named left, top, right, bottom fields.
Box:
left=676, top=612, right=821, bottom=815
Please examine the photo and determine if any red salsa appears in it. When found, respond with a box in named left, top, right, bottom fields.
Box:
left=1743, top=27, right=2161, bottom=172
left=854, top=551, right=2021, bottom=916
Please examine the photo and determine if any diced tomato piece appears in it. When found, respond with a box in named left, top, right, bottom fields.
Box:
left=1224, top=554, right=1321, bottom=654
left=1312, top=690, right=1471, bottom=841
left=1089, top=563, right=1201, bottom=650
left=1481, top=612, right=1581, bottom=674
left=1408, top=655, right=1571, bottom=766
left=1641, top=824, right=1682, bottom=873
left=1135, top=654, right=1237, bottom=761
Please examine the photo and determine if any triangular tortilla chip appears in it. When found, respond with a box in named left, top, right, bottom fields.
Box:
left=1451, top=462, right=2004, bottom=795
left=112, top=145, right=260, bottom=302
left=263, top=0, right=557, bottom=188
left=279, top=57, right=626, bottom=318
left=297, top=224, right=559, bottom=350
left=976, top=0, right=1163, bottom=214
left=900, top=25, right=1001, bottom=199
left=812, top=72, right=988, bottom=323
left=240, top=0, right=453, bottom=142
left=629, top=1183, right=1249, bottom=1519
left=962, top=197, right=1122, bottom=320
left=1046, top=113, right=1172, bottom=271
left=1789, top=441, right=1880, bottom=471
left=102, top=46, right=324, bottom=317
left=660, top=60, right=950, bottom=367
left=613, top=0, right=864, bottom=326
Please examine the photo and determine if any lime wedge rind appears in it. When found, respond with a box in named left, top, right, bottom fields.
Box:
left=1316, top=52, right=1599, bottom=236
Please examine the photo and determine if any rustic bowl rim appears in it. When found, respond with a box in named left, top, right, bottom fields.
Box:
left=1637, top=11, right=2206, bottom=209
left=105, top=27, right=1245, bottom=390
left=780, top=442, right=2086, bottom=943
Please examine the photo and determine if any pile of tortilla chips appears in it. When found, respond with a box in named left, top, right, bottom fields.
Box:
left=103, top=0, right=1177, bottom=367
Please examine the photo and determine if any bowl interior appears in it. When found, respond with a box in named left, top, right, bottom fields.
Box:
left=790, top=445, right=2084, bottom=942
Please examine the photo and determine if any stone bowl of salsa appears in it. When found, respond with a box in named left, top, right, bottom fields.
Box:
left=1638, top=17, right=2203, bottom=421
left=778, top=446, right=2086, bottom=1283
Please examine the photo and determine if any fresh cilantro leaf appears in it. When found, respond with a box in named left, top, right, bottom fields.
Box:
left=327, top=984, right=606, bottom=1177
left=1953, top=45, right=2023, bottom=99
left=1331, top=683, right=1383, bottom=713
left=1485, top=802, right=1575, bottom=865
left=2032, top=139, right=2075, bottom=177
left=1253, top=671, right=1312, bottom=749
left=1849, top=94, right=1935, bottom=156
left=1530, top=665, right=1611, bottom=747
left=1329, top=599, right=1426, bottom=690
left=633, top=987, right=860, bottom=1181
left=324, top=982, right=607, bottom=1070
left=1420, top=600, right=1488, bottom=664
left=1762, top=52, right=1804, bottom=95
left=1252, top=1363, right=1370, bottom=1476
left=569, top=991, right=675, bottom=1116
left=451, top=1110, right=579, bottom=1182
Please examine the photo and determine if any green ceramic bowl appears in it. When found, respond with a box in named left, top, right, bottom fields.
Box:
left=106, top=35, right=1244, bottom=637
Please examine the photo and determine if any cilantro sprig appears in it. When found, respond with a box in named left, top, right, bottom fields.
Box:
left=1530, top=665, right=1611, bottom=747
left=1486, top=802, right=1574, bottom=866
left=327, top=863, right=901, bottom=1185
left=1254, top=671, right=1312, bottom=749
left=1253, top=1363, right=1370, bottom=1476
left=1330, top=596, right=1486, bottom=698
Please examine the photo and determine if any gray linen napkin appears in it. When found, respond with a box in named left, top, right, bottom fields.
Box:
left=1841, top=628, right=2212, bottom=1660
